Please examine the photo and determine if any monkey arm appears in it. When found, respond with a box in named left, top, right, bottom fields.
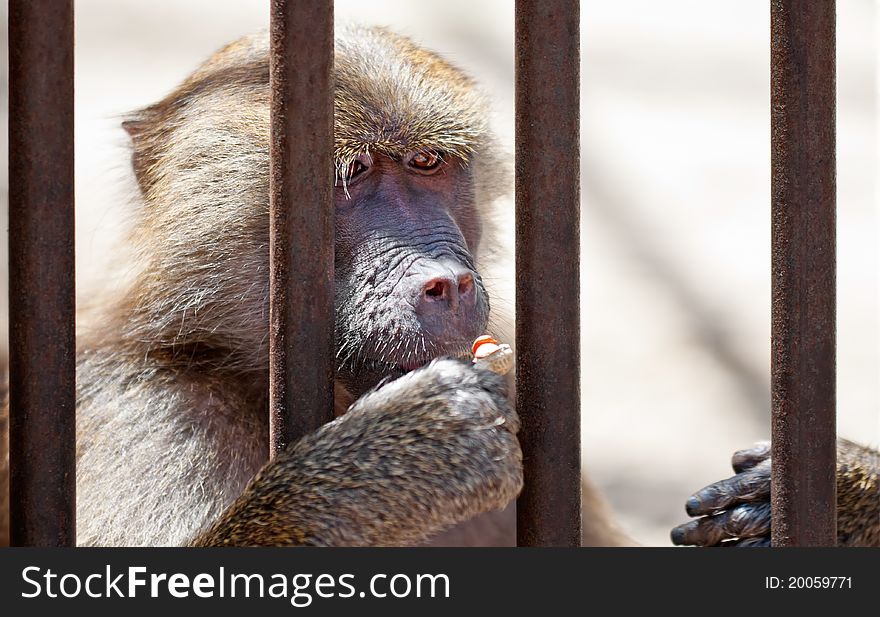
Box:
left=188, top=359, right=522, bottom=547
left=836, top=439, right=880, bottom=546
left=670, top=439, right=879, bottom=547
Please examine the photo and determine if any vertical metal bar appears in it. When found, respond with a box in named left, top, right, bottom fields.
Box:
left=515, top=0, right=582, bottom=546
left=770, top=0, right=837, bottom=547
left=268, top=0, right=335, bottom=457
left=8, top=0, right=76, bottom=546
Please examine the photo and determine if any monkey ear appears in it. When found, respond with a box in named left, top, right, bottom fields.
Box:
left=121, top=117, right=154, bottom=196
left=122, top=118, right=147, bottom=140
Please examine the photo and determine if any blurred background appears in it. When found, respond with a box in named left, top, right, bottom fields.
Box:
left=0, top=1, right=877, bottom=545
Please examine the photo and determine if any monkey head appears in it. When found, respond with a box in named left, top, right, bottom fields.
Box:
left=332, top=28, right=504, bottom=394
left=120, top=27, right=508, bottom=397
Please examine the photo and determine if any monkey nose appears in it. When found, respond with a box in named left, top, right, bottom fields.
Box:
left=414, top=262, right=476, bottom=317
left=420, top=273, right=474, bottom=311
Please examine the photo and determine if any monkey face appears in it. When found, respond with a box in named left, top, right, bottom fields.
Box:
left=333, top=151, right=488, bottom=396
left=119, top=28, right=508, bottom=389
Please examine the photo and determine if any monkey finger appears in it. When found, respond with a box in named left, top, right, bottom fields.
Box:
left=685, top=459, right=771, bottom=516
left=468, top=367, right=520, bottom=434
left=731, top=441, right=771, bottom=473
left=671, top=503, right=771, bottom=546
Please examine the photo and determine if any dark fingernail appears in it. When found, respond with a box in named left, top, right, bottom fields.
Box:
left=670, top=525, right=685, bottom=545
left=685, top=496, right=701, bottom=516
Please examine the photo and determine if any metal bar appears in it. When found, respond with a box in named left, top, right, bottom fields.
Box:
left=770, top=0, right=837, bottom=547
left=8, top=0, right=76, bottom=546
left=268, top=0, right=335, bottom=457
left=515, top=0, right=582, bottom=546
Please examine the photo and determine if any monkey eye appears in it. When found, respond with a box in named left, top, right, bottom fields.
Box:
left=336, top=157, right=370, bottom=186
left=408, top=150, right=444, bottom=173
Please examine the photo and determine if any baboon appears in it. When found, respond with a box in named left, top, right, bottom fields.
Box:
left=3, top=26, right=522, bottom=547
left=0, top=26, right=876, bottom=547
left=81, top=26, right=524, bottom=547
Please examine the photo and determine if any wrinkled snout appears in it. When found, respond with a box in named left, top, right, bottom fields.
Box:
left=407, top=257, right=485, bottom=340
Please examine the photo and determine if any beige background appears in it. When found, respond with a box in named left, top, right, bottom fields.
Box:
left=1, top=1, right=877, bottom=545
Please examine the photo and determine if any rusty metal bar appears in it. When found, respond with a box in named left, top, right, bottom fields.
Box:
left=515, top=0, right=582, bottom=546
left=268, top=0, right=335, bottom=457
left=8, top=0, right=76, bottom=546
left=770, top=0, right=837, bottom=547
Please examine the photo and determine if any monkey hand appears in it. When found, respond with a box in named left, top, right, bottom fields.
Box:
left=192, top=358, right=522, bottom=547
left=670, top=439, right=880, bottom=547
left=670, top=442, right=772, bottom=547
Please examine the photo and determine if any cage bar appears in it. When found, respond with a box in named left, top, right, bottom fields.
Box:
left=268, top=0, right=336, bottom=456
left=515, top=0, right=582, bottom=546
left=8, top=0, right=77, bottom=546
left=770, top=0, right=837, bottom=547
